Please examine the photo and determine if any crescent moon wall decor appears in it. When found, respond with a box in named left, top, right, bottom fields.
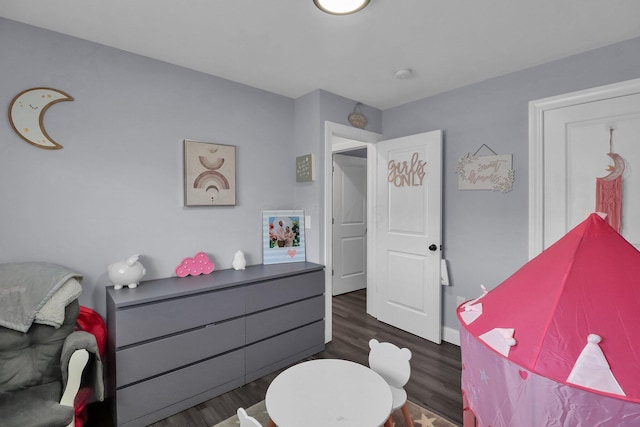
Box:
left=601, top=152, right=625, bottom=181
left=8, top=87, right=73, bottom=150
left=595, top=128, right=626, bottom=232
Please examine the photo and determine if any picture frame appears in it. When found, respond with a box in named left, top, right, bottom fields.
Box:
left=184, top=139, right=236, bottom=206
left=262, top=210, right=306, bottom=264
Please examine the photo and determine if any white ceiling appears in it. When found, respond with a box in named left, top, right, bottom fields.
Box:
left=2, top=0, right=640, bottom=109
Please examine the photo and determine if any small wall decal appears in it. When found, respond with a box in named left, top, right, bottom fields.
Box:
left=387, top=151, right=427, bottom=187
left=296, top=154, right=315, bottom=182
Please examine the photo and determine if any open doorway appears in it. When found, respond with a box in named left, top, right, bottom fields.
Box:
left=323, top=122, right=382, bottom=342
left=332, top=149, right=367, bottom=296
left=323, top=122, right=444, bottom=344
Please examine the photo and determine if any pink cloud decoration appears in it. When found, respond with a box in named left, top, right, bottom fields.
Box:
left=175, top=252, right=215, bottom=277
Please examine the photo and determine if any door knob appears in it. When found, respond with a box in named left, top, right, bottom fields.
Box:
left=429, top=244, right=438, bottom=252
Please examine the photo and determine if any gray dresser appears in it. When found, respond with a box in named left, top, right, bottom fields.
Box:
left=106, top=262, right=325, bottom=427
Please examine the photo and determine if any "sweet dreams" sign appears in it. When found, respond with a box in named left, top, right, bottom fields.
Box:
left=456, top=153, right=514, bottom=192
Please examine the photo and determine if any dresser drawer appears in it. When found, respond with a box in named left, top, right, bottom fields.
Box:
left=246, top=295, right=324, bottom=344
left=245, top=270, right=324, bottom=314
left=115, top=349, right=244, bottom=425
left=114, top=286, right=244, bottom=347
left=116, top=317, right=245, bottom=387
left=245, top=320, right=324, bottom=377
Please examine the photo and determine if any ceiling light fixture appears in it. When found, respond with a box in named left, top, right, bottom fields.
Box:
left=394, top=68, right=413, bottom=79
left=314, top=0, right=370, bottom=15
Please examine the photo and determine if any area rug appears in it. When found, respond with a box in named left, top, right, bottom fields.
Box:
left=213, top=399, right=460, bottom=427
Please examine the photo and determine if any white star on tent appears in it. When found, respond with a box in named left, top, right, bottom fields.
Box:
left=480, top=369, right=490, bottom=383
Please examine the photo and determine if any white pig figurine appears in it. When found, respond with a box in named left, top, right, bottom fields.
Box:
left=108, top=254, right=146, bottom=290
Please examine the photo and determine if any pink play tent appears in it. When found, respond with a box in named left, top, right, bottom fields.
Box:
left=459, top=213, right=640, bottom=426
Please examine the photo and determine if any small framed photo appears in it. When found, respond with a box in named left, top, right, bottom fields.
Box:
left=262, top=210, right=306, bottom=264
left=184, top=139, right=236, bottom=206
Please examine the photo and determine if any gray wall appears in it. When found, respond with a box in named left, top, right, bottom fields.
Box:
left=3, top=16, right=639, bottom=338
left=0, top=18, right=383, bottom=318
left=0, top=19, right=297, bottom=315
left=382, top=36, right=640, bottom=331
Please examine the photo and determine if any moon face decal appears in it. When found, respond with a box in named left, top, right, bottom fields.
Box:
left=8, top=87, right=73, bottom=150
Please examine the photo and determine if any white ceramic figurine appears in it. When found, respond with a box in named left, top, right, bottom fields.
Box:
left=108, top=254, right=146, bottom=290
left=232, top=250, right=247, bottom=270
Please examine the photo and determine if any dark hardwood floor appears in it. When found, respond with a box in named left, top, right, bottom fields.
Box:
left=87, top=289, right=462, bottom=426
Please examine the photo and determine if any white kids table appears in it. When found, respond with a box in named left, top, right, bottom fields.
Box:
left=265, top=359, right=393, bottom=427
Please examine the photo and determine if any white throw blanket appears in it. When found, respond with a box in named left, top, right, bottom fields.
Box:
left=34, top=277, right=82, bottom=328
left=0, top=262, right=83, bottom=332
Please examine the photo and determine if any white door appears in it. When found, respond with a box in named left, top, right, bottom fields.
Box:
left=332, top=153, right=367, bottom=296
left=375, top=130, right=443, bottom=343
left=541, top=93, right=640, bottom=250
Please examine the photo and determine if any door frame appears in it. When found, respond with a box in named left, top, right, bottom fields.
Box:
left=323, top=121, right=382, bottom=342
left=529, top=77, right=640, bottom=258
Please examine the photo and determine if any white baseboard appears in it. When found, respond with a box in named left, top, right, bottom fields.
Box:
left=442, top=326, right=460, bottom=346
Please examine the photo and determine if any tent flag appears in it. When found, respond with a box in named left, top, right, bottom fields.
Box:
left=567, top=334, right=625, bottom=396
left=479, top=328, right=516, bottom=357
left=460, top=303, right=483, bottom=324
left=459, top=285, right=488, bottom=325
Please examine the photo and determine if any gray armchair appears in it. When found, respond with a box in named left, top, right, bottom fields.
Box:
left=0, top=262, right=103, bottom=427
left=0, top=300, right=101, bottom=427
